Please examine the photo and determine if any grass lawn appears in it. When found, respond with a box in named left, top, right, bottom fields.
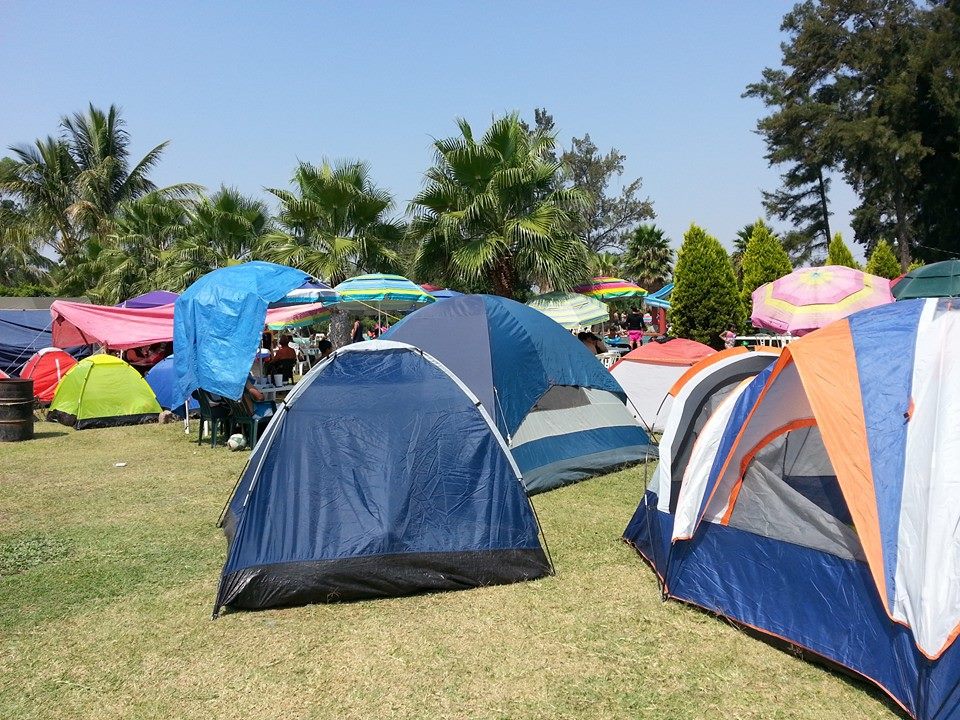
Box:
left=1, top=423, right=896, bottom=719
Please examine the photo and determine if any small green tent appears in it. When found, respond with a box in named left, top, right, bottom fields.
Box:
left=48, top=354, right=161, bottom=429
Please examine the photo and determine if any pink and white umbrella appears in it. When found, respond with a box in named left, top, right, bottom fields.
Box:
left=751, top=265, right=894, bottom=336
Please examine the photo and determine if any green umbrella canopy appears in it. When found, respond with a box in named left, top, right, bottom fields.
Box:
left=893, top=259, right=960, bottom=300
left=526, top=291, right=610, bottom=330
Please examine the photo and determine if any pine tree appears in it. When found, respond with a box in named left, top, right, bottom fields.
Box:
left=864, top=239, right=902, bottom=279
left=826, top=233, right=860, bottom=269
left=670, top=224, right=744, bottom=348
left=740, top=220, right=792, bottom=319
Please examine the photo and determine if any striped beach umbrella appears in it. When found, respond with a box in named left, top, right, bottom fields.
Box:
left=751, top=265, right=893, bottom=336
left=271, top=279, right=340, bottom=307
left=526, top=291, right=609, bottom=330
left=574, top=276, right=647, bottom=301
left=334, top=274, right=436, bottom=314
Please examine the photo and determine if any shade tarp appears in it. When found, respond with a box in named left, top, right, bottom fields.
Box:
left=51, top=301, right=176, bottom=350
left=117, top=290, right=179, bottom=308
left=174, top=261, right=308, bottom=403
left=0, top=309, right=55, bottom=375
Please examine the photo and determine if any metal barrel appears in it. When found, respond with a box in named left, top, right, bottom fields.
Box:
left=0, top=378, right=35, bottom=442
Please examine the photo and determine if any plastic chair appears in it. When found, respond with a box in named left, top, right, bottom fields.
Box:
left=195, top=390, right=230, bottom=447
left=225, top=398, right=273, bottom=448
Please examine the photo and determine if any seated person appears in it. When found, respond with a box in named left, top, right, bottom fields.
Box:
left=264, top=335, right=298, bottom=381
left=577, top=331, right=608, bottom=355
left=317, top=339, right=333, bottom=360
left=244, top=376, right=275, bottom=420
left=268, top=335, right=297, bottom=363
left=605, top=326, right=623, bottom=343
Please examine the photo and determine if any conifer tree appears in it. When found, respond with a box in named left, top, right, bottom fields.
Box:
left=740, top=220, right=792, bottom=317
left=826, top=233, right=859, bottom=269
left=864, top=239, right=902, bottom=279
left=670, top=223, right=744, bottom=348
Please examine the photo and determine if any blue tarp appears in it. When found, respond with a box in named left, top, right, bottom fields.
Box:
left=216, top=344, right=549, bottom=612
left=146, top=355, right=199, bottom=416
left=174, top=262, right=308, bottom=403
left=383, top=294, right=624, bottom=435
left=0, top=310, right=92, bottom=376
left=0, top=310, right=52, bottom=375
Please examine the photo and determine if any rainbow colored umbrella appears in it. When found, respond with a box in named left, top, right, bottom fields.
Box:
left=526, top=291, right=610, bottom=330
left=264, top=302, right=332, bottom=330
left=574, top=276, right=647, bottom=301
left=334, top=274, right=435, bottom=315
left=751, top=265, right=894, bottom=336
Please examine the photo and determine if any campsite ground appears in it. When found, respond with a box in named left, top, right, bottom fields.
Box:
left=1, top=424, right=895, bottom=719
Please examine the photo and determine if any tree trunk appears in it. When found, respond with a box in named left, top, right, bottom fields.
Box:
left=892, top=177, right=912, bottom=272
left=816, top=168, right=831, bottom=245
left=490, top=257, right=514, bottom=298
left=328, top=307, right=352, bottom=349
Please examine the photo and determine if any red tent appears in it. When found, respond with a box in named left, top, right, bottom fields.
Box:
left=615, top=338, right=716, bottom=366
left=0, top=368, right=8, bottom=379
left=21, top=347, right=78, bottom=403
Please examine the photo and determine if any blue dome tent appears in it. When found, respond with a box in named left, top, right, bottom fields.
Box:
left=145, top=355, right=198, bottom=417
left=383, top=295, right=657, bottom=494
left=215, top=341, right=551, bottom=614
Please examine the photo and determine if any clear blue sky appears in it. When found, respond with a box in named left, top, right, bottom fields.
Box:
left=1, top=0, right=860, bottom=258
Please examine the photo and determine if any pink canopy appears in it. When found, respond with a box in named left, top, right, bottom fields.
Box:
left=51, top=300, right=330, bottom=350
left=51, top=301, right=175, bottom=350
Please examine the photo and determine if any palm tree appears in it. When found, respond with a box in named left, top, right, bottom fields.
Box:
left=62, top=104, right=198, bottom=239
left=622, top=224, right=673, bottom=290
left=1, top=138, right=78, bottom=257
left=159, top=188, right=271, bottom=291
left=589, top=251, right=623, bottom=277
left=0, top=104, right=198, bottom=279
left=86, top=194, right=188, bottom=303
left=408, top=114, right=589, bottom=298
left=0, top=199, right=53, bottom=286
left=259, top=160, right=404, bottom=285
